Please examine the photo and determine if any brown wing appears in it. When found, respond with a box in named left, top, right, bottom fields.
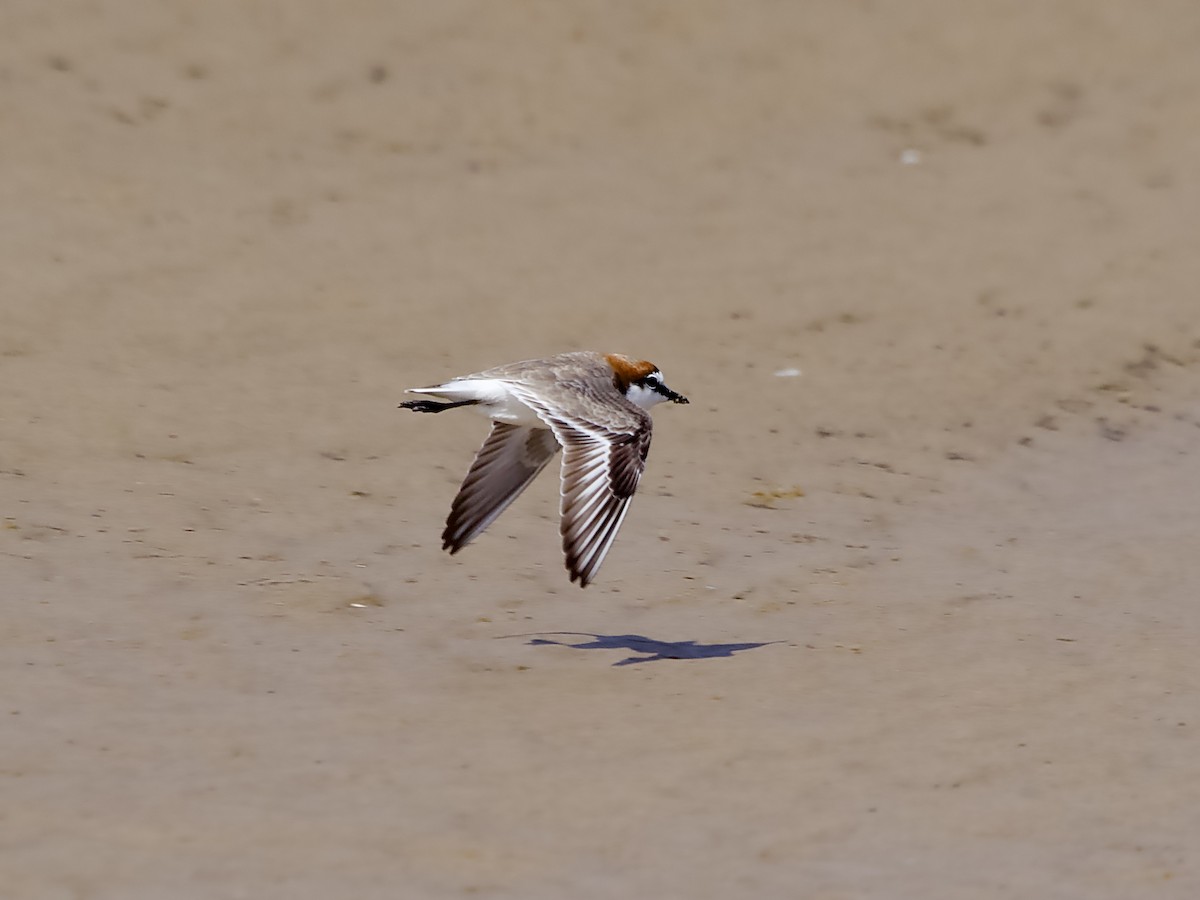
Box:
left=442, top=423, right=560, bottom=553
left=505, top=382, right=653, bottom=586
left=555, top=422, right=651, bottom=586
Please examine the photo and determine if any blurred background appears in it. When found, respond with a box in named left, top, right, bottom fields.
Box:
left=3, top=2, right=1199, bottom=897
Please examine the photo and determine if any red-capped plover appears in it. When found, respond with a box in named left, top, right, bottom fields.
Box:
left=399, top=351, right=689, bottom=587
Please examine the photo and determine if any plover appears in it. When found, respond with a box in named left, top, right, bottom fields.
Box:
left=399, top=351, right=688, bottom=587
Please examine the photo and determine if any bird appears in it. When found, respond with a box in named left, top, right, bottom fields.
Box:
left=399, top=351, right=688, bottom=587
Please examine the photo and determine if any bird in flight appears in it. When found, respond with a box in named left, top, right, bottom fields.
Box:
left=399, top=351, right=688, bottom=587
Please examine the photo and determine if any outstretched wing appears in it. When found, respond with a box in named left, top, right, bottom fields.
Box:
left=504, top=382, right=654, bottom=587
left=442, top=423, right=560, bottom=553
left=554, top=421, right=651, bottom=586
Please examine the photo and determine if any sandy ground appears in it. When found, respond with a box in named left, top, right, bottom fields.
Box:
left=4, top=2, right=1200, bottom=897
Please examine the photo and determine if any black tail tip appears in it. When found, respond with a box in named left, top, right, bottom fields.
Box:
left=400, top=398, right=480, bottom=414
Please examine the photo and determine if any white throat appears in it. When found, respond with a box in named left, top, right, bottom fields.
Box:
left=625, top=382, right=669, bottom=410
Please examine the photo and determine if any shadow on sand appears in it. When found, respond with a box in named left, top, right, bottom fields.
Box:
left=503, top=632, right=783, bottom=666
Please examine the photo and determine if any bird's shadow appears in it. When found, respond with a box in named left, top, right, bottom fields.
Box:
left=505, top=632, right=783, bottom=666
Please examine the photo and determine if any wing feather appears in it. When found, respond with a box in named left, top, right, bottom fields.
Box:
left=506, top=385, right=652, bottom=587
left=442, top=423, right=559, bottom=553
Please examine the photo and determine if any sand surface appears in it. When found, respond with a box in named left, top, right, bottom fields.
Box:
left=4, top=2, right=1200, bottom=897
